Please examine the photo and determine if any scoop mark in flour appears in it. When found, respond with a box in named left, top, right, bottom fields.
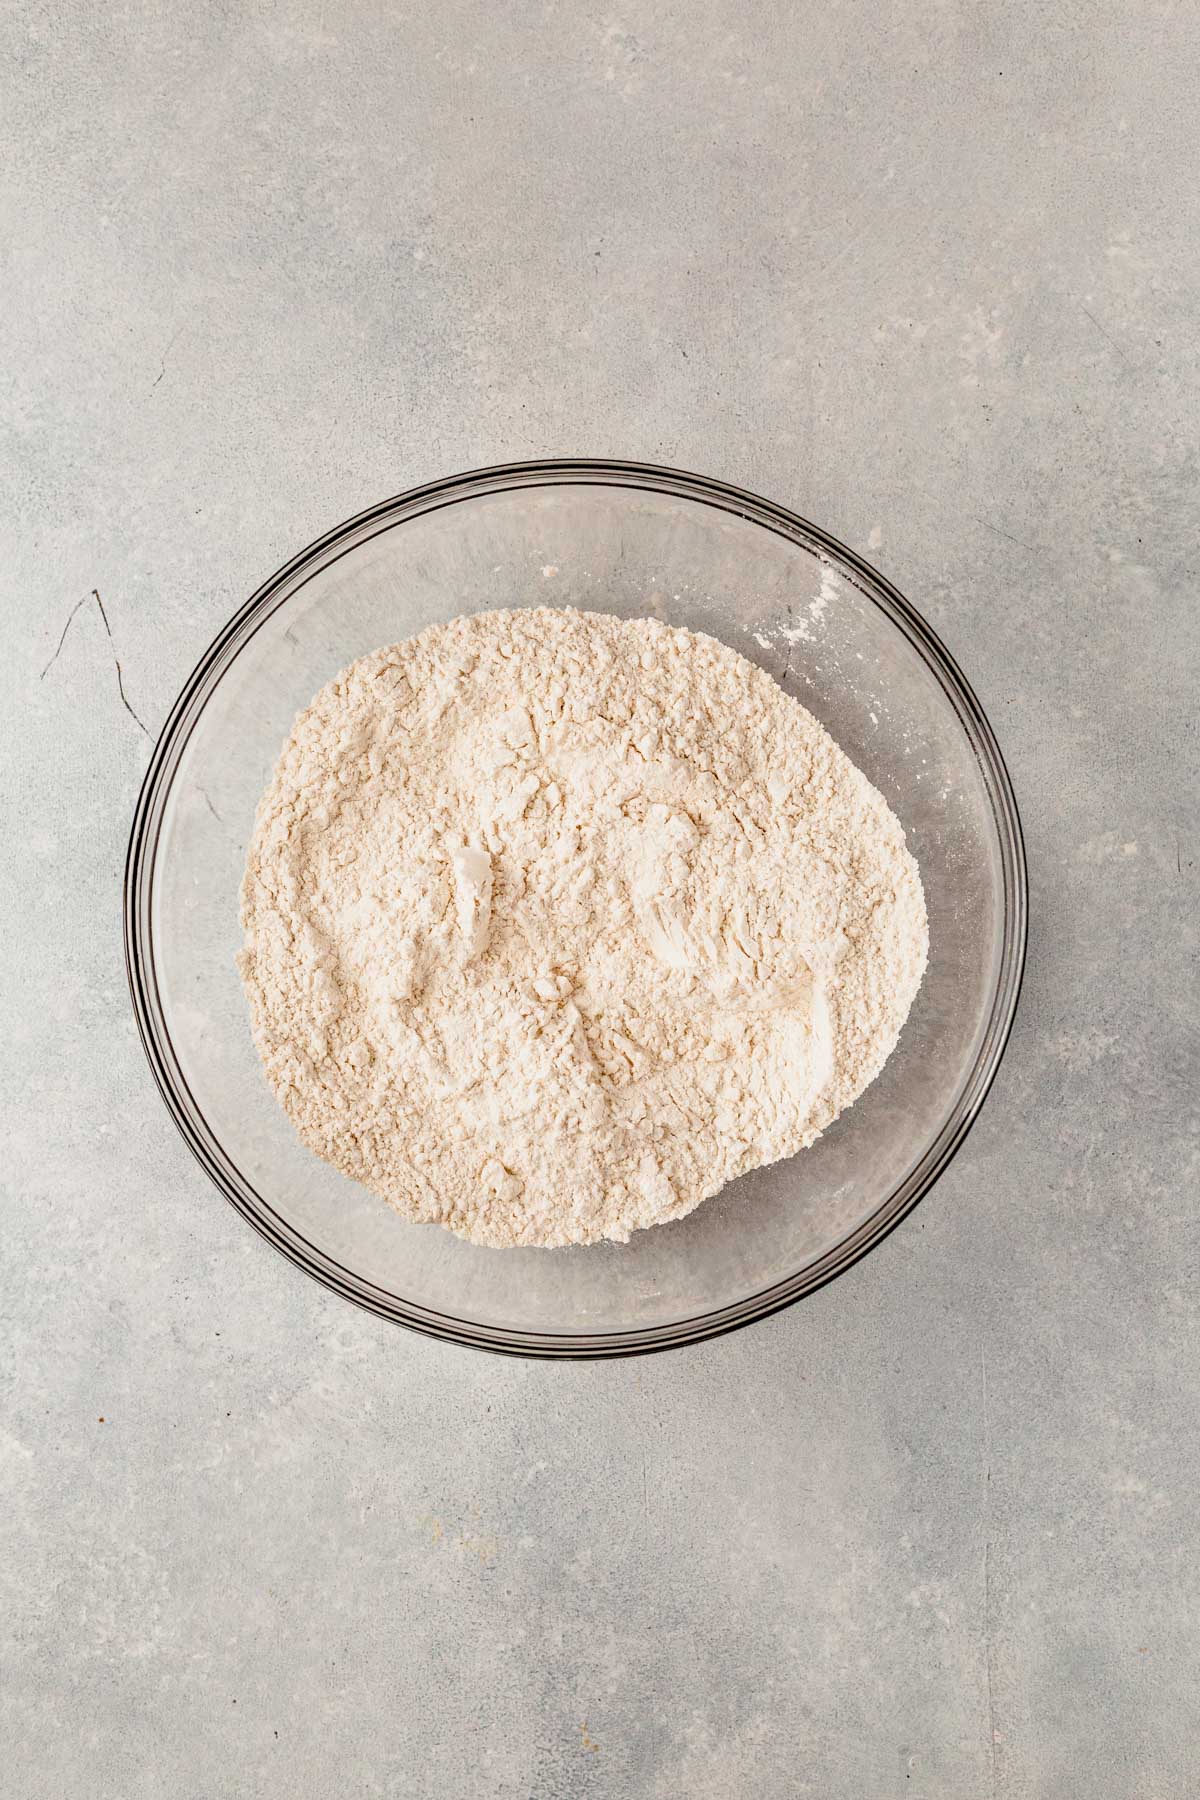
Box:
left=448, top=839, right=493, bottom=957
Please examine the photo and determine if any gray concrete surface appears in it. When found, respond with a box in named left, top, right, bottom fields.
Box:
left=3, top=2, right=1198, bottom=1794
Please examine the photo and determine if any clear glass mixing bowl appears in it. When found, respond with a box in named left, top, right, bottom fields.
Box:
left=125, top=461, right=1026, bottom=1357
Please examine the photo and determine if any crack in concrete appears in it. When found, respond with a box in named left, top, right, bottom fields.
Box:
left=150, top=324, right=184, bottom=392
left=41, top=589, right=150, bottom=736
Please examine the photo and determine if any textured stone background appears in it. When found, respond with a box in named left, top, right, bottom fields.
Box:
left=3, top=2, right=1198, bottom=1795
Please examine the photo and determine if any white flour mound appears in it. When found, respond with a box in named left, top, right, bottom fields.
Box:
left=239, top=608, right=928, bottom=1248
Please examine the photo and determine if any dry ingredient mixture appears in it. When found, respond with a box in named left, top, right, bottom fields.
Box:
left=239, top=607, right=928, bottom=1247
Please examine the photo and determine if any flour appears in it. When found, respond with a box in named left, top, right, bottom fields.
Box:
left=749, top=560, right=839, bottom=650
left=238, top=608, right=927, bottom=1247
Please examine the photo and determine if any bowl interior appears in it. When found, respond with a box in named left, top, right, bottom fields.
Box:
left=138, top=470, right=1017, bottom=1349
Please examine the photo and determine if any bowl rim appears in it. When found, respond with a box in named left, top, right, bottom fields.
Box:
left=124, top=456, right=1028, bottom=1359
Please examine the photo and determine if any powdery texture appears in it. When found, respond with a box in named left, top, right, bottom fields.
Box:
left=239, top=608, right=928, bottom=1247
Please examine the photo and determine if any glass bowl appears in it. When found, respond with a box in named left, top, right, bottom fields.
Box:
left=125, top=460, right=1026, bottom=1358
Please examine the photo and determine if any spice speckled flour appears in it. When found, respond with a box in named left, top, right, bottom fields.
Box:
left=238, top=608, right=928, bottom=1247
